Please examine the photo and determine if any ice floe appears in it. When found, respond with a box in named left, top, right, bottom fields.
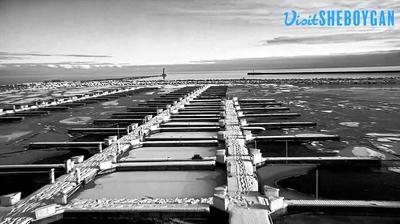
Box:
left=366, top=133, right=400, bottom=137
left=100, top=111, right=115, bottom=116
left=59, top=116, right=92, bottom=125
left=339, top=122, right=360, bottom=127
left=376, top=138, right=393, bottom=143
left=0, top=131, right=32, bottom=142
left=102, top=100, right=119, bottom=106
left=352, top=146, right=385, bottom=159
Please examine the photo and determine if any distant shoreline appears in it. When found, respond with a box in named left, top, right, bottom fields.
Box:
left=248, top=68, right=400, bottom=75
left=1, top=74, right=400, bottom=91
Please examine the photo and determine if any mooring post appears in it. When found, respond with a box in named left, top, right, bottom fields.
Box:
left=139, top=127, right=143, bottom=140
left=316, top=168, right=319, bottom=200
left=285, top=140, right=288, bottom=163
left=98, top=143, right=103, bottom=153
left=65, top=159, right=73, bottom=173
left=49, top=168, right=55, bottom=184
left=75, top=168, right=81, bottom=184
left=117, top=139, right=121, bottom=154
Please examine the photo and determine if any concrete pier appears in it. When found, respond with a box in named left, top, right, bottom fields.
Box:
left=145, top=132, right=217, bottom=141
left=158, top=126, right=221, bottom=132
left=184, top=105, right=222, bottom=109
left=171, top=114, right=221, bottom=118
left=170, top=117, right=220, bottom=122
left=239, top=102, right=282, bottom=107
left=246, top=121, right=317, bottom=128
left=255, top=134, right=340, bottom=142
left=161, top=122, right=219, bottom=127
left=220, top=99, right=270, bottom=224
left=2, top=84, right=400, bottom=224
left=242, top=113, right=301, bottom=118
left=238, top=107, right=290, bottom=111
left=142, top=140, right=219, bottom=147
left=28, top=142, right=104, bottom=149
left=179, top=108, right=222, bottom=112
left=93, top=119, right=142, bottom=124
left=188, top=103, right=221, bottom=106
left=112, top=112, right=157, bottom=116
left=67, top=127, right=128, bottom=135
left=0, top=85, right=209, bottom=224
left=178, top=111, right=220, bottom=114
left=257, top=157, right=382, bottom=166
left=191, top=98, right=221, bottom=103
left=0, top=87, right=145, bottom=123
left=117, top=161, right=215, bottom=171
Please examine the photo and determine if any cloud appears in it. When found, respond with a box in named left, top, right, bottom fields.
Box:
left=60, top=54, right=110, bottom=58
left=0, top=52, right=52, bottom=57
left=43, top=62, right=121, bottom=69
left=0, top=55, right=27, bottom=60
left=152, top=0, right=281, bottom=25
left=0, top=52, right=111, bottom=58
left=153, top=0, right=400, bottom=26
left=1, top=61, right=129, bottom=69
left=262, top=30, right=400, bottom=45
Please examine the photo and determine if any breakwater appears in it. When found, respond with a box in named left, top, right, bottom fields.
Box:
left=135, top=77, right=400, bottom=86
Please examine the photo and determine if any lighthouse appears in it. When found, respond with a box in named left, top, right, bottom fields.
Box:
left=162, top=68, right=167, bottom=80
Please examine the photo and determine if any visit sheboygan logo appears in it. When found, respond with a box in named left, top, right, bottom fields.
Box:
left=284, top=10, right=395, bottom=26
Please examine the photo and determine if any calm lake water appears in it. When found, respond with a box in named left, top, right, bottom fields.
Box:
left=2, top=68, right=399, bottom=84
left=75, top=170, right=226, bottom=199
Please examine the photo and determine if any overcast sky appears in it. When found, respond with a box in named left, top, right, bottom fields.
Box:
left=1, top=0, right=400, bottom=67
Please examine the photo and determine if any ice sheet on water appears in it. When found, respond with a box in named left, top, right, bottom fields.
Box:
left=339, top=122, right=360, bottom=127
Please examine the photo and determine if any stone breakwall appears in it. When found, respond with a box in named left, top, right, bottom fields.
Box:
left=134, top=77, right=400, bottom=86
left=0, top=76, right=158, bottom=91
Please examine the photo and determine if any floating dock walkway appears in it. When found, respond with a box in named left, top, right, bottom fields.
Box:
left=1, top=84, right=400, bottom=224
left=0, top=87, right=151, bottom=123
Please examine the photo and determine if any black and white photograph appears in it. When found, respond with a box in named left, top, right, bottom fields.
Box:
left=0, top=0, right=400, bottom=223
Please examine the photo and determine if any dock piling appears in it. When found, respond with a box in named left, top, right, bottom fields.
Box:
left=49, top=168, right=55, bottom=184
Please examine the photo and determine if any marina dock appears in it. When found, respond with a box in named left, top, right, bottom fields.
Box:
left=0, top=87, right=148, bottom=123
left=1, top=84, right=400, bottom=224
